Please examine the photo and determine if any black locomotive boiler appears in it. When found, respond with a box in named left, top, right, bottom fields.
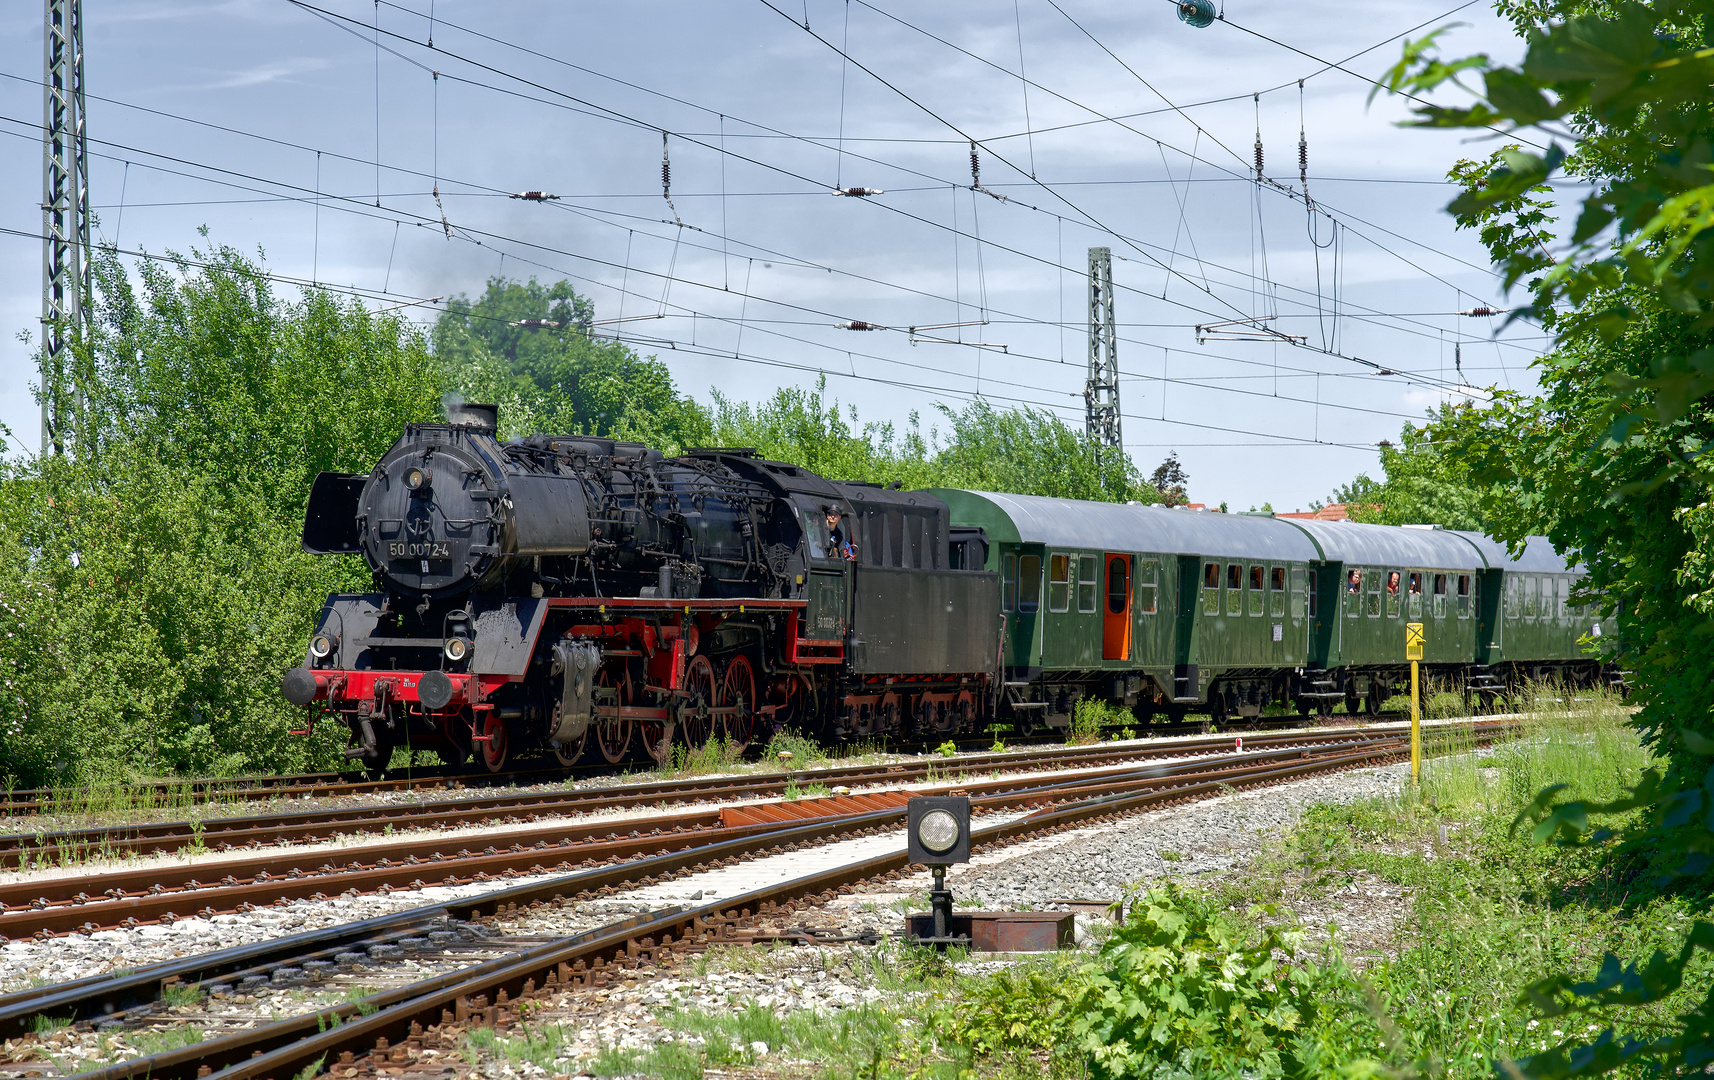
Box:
left=283, top=405, right=1001, bottom=772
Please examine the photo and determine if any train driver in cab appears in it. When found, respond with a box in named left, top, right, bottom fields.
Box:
left=824, top=506, right=858, bottom=562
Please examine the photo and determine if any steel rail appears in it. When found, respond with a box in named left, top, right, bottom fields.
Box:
left=1, top=721, right=1493, bottom=862
left=56, top=735, right=1433, bottom=1080
left=0, top=713, right=1397, bottom=815
left=0, top=735, right=1421, bottom=938
left=0, top=716, right=1450, bottom=818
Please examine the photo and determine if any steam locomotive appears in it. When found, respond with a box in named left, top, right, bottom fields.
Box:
left=282, top=404, right=998, bottom=773
left=283, top=405, right=1608, bottom=774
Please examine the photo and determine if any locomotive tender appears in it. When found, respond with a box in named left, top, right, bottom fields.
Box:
left=282, top=407, right=1610, bottom=772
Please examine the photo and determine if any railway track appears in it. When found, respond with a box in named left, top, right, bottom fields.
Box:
left=0, top=729, right=1455, bottom=939
left=0, top=726, right=1453, bottom=1080
left=0, top=720, right=1479, bottom=866
left=0, top=712, right=1422, bottom=818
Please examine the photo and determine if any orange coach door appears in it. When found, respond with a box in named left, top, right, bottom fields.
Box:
left=1103, top=553, right=1132, bottom=660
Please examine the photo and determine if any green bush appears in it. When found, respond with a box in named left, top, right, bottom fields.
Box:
left=942, top=885, right=1382, bottom=1080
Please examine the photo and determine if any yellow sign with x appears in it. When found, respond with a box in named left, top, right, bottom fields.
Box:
left=1404, top=622, right=1425, bottom=659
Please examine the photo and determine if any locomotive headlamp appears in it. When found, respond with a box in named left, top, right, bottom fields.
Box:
left=443, top=635, right=471, bottom=662
left=309, top=632, right=337, bottom=660
left=403, top=466, right=432, bottom=491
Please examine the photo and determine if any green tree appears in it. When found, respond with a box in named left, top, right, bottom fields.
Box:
left=1150, top=452, right=1190, bottom=506
left=1377, top=3, right=1714, bottom=1073
left=1338, top=406, right=1490, bottom=529
left=436, top=277, right=710, bottom=450
left=930, top=400, right=1156, bottom=503
left=0, top=240, right=443, bottom=783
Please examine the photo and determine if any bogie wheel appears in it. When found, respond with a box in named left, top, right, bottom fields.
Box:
left=594, top=667, right=635, bottom=764
left=721, top=655, right=757, bottom=751
left=681, top=655, right=718, bottom=748
left=477, top=709, right=509, bottom=773
left=1295, top=698, right=1313, bottom=717
left=1365, top=687, right=1385, bottom=718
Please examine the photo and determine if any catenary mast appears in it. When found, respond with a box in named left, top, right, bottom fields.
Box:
left=41, top=0, right=88, bottom=456
left=1084, top=246, right=1121, bottom=455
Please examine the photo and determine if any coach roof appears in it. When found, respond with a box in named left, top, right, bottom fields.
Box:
left=1280, top=518, right=1488, bottom=570
left=929, top=490, right=1321, bottom=562
left=1447, top=531, right=1576, bottom=573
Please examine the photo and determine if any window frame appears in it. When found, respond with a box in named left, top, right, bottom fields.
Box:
left=1524, top=576, right=1538, bottom=620
left=1138, top=558, right=1158, bottom=615
left=1203, top=561, right=1220, bottom=615
left=1269, top=566, right=1287, bottom=618
left=1227, top=563, right=1243, bottom=616
left=1304, top=568, right=1317, bottom=618
left=1002, top=553, right=1017, bottom=612
left=1457, top=573, right=1471, bottom=619
left=1365, top=569, right=1382, bottom=618
left=1048, top=553, right=1072, bottom=614
left=1248, top=565, right=1266, bottom=616
left=1079, top=555, right=1100, bottom=614
left=1017, top=554, right=1042, bottom=613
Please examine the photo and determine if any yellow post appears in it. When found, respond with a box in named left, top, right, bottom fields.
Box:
left=1405, top=622, right=1424, bottom=787
left=1410, top=658, right=1421, bottom=785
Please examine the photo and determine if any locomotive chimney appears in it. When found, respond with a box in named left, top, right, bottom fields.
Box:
left=448, top=402, right=499, bottom=433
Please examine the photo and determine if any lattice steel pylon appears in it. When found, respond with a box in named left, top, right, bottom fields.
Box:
left=1084, top=246, right=1121, bottom=453
left=41, top=0, right=88, bottom=457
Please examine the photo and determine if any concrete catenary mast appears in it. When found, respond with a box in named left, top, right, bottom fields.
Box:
left=41, top=0, right=88, bottom=456
left=1084, top=246, right=1120, bottom=454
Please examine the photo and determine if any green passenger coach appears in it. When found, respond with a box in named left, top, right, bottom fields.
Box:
left=925, top=491, right=1321, bottom=727
left=925, top=489, right=1615, bottom=730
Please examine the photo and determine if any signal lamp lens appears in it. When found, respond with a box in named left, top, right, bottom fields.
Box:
left=309, top=633, right=336, bottom=659
left=444, top=636, right=470, bottom=662
left=916, top=808, right=960, bottom=854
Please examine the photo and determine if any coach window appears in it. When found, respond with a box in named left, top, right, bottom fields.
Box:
left=1079, top=555, right=1099, bottom=614
left=1558, top=577, right=1570, bottom=622
left=1048, top=554, right=1071, bottom=613
left=1526, top=576, right=1541, bottom=620
left=1457, top=574, right=1471, bottom=618
left=1203, top=561, right=1220, bottom=615
left=1138, top=558, right=1158, bottom=614
left=1407, top=571, right=1424, bottom=618
left=1505, top=576, right=1521, bottom=619
left=1269, top=566, right=1286, bottom=617
left=1385, top=570, right=1402, bottom=618
left=1227, top=564, right=1244, bottom=616
left=1346, top=568, right=1361, bottom=617
left=1248, top=565, right=1265, bottom=616
left=1366, top=569, right=1383, bottom=618
left=1301, top=568, right=1316, bottom=618
left=1433, top=573, right=1448, bottom=618
left=1018, top=554, right=1042, bottom=613
left=1002, top=553, right=1017, bottom=611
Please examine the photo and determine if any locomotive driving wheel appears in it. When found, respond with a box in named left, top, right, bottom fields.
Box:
left=681, top=655, right=719, bottom=748
left=476, top=709, right=509, bottom=773
left=593, top=666, right=635, bottom=765
left=550, top=703, right=588, bottom=767
left=721, top=655, right=757, bottom=750
left=638, top=708, right=676, bottom=766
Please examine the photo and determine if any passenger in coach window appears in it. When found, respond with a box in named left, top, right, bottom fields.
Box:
left=1347, top=569, right=1361, bottom=593
left=1386, top=571, right=1401, bottom=595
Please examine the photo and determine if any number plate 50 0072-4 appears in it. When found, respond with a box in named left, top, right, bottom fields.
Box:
left=388, top=541, right=451, bottom=558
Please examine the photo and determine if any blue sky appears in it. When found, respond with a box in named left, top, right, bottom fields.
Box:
left=0, top=0, right=1546, bottom=511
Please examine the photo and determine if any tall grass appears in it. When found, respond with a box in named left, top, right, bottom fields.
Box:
left=1414, top=684, right=1652, bottom=815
